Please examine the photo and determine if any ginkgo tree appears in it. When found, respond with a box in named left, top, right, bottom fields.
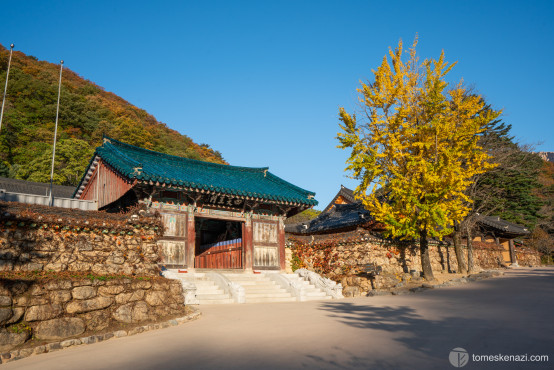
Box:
left=337, top=38, right=500, bottom=280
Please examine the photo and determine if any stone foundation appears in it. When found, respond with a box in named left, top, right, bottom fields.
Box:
left=287, top=230, right=541, bottom=297
left=0, top=277, right=186, bottom=352
left=0, top=202, right=163, bottom=275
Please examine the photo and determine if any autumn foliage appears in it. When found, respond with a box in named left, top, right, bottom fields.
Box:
left=337, top=38, right=500, bottom=279
left=0, top=44, right=226, bottom=185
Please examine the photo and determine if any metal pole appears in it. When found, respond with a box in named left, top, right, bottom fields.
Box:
left=0, top=43, right=14, bottom=133
left=49, top=60, right=63, bottom=206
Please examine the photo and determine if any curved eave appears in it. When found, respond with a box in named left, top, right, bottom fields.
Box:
left=136, top=178, right=317, bottom=207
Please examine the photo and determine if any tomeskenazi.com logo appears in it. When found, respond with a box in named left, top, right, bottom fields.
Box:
left=449, top=347, right=549, bottom=367
left=449, top=348, right=469, bottom=368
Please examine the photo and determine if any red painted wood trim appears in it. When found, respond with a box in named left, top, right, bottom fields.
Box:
left=186, top=213, right=195, bottom=269
left=278, top=220, right=286, bottom=271
left=244, top=221, right=253, bottom=270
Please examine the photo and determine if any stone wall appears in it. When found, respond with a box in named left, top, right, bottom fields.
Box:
left=0, top=201, right=163, bottom=276
left=0, top=277, right=185, bottom=352
left=287, top=229, right=541, bottom=296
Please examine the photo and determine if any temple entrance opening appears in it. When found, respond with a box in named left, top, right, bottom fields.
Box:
left=194, top=217, right=243, bottom=269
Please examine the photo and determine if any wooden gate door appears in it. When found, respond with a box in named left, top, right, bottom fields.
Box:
left=158, top=212, right=187, bottom=268
left=195, top=239, right=243, bottom=269
left=252, top=221, right=279, bottom=269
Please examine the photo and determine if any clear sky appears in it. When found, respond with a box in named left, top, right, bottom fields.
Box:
left=2, top=0, right=553, bottom=209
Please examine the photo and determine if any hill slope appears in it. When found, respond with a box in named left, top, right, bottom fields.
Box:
left=0, top=44, right=225, bottom=186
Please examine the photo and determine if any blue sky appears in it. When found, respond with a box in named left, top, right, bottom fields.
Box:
left=2, top=0, right=553, bottom=209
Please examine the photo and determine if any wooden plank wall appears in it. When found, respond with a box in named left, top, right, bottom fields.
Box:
left=80, top=160, right=134, bottom=208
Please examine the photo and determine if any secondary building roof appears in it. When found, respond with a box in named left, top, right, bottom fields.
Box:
left=477, top=215, right=530, bottom=238
left=285, top=201, right=373, bottom=234
left=287, top=185, right=530, bottom=238
left=0, top=176, right=75, bottom=198
left=75, top=137, right=317, bottom=207
left=321, top=185, right=356, bottom=213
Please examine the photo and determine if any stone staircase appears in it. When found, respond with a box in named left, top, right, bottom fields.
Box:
left=188, top=273, right=234, bottom=305
left=222, top=273, right=296, bottom=304
left=282, top=273, right=331, bottom=301
left=163, top=270, right=341, bottom=305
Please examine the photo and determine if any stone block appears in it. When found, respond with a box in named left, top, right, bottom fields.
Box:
left=46, top=342, right=62, bottom=351
left=60, top=339, right=81, bottom=348
left=66, top=296, right=113, bottom=314
left=82, top=310, right=111, bottom=331
left=24, top=304, right=62, bottom=321
left=145, top=290, right=167, bottom=306
left=44, top=280, right=73, bottom=290
left=0, top=296, right=12, bottom=306
left=0, top=307, right=12, bottom=324
left=98, top=285, right=125, bottom=296
left=72, top=286, right=96, bottom=300
left=113, top=304, right=132, bottom=323
left=342, top=286, right=361, bottom=297
left=79, top=335, right=96, bottom=345
left=113, top=301, right=150, bottom=323
left=35, top=318, right=86, bottom=340
left=0, top=329, right=30, bottom=352
left=18, top=348, right=33, bottom=358
left=103, top=333, right=114, bottom=341
left=50, top=290, right=72, bottom=303
left=19, top=263, right=44, bottom=272
left=115, top=290, right=145, bottom=304
left=132, top=280, right=152, bottom=290
left=113, top=330, right=127, bottom=338
left=6, top=307, right=24, bottom=324
left=128, top=326, right=144, bottom=336
left=132, top=301, right=149, bottom=322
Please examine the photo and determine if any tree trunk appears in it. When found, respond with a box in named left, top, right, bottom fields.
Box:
left=420, top=229, right=435, bottom=281
left=466, top=224, right=475, bottom=274
left=508, top=239, right=518, bottom=266
left=453, top=228, right=467, bottom=274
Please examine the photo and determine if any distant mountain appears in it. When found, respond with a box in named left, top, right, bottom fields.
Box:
left=0, top=44, right=225, bottom=186
left=538, top=152, right=554, bottom=162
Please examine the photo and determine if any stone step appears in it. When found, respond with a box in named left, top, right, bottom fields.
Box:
left=192, top=281, right=218, bottom=287
left=245, top=296, right=297, bottom=303
left=243, top=291, right=293, bottom=298
left=197, top=288, right=224, bottom=295
left=305, top=291, right=327, bottom=297
left=196, top=293, right=232, bottom=300
left=223, top=277, right=271, bottom=283
left=243, top=286, right=288, bottom=293
left=198, top=298, right=236, bottom=305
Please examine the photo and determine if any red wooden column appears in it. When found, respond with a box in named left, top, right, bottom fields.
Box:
left=278, top=217, right=286, bottom=271
left=186, top=210, right=196, bottom=272
left=243, top=218, right=253, bottom=272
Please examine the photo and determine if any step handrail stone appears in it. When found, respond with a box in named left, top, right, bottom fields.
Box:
left=295, top=268, right=344, bottom=299
left=207, top=272, right=245, bottom=303
left=161, top=270, right=200, bottom=305
left=264, top=273, right=305, bottom=301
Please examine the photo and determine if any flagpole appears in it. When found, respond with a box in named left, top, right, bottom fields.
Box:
left=0, top=43, right=14, bottom=133
left=49, top=60, right=63, bottom=206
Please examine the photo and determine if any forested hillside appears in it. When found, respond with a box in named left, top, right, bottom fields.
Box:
left=0, top=44, right=225, bottom=186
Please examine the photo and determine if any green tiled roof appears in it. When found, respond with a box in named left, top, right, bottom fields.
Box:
left=78, top=137, right=317, bottom=206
